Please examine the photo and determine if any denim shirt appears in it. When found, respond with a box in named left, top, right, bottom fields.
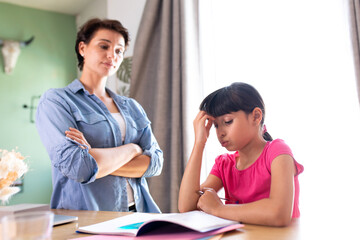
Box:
left=36, top=79, right=163, bottom=213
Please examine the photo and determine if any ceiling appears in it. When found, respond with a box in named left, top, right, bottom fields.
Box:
left=0, top=0, right=95, bottom=15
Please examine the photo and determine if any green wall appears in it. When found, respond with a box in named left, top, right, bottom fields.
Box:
left=0, top=3, right=77, bottom=205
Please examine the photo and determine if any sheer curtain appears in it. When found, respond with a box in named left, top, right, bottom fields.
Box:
left=198, top=0, right=360, bottom=225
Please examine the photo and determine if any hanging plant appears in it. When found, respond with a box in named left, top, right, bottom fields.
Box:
left=116, top=57, right=132, bottom=96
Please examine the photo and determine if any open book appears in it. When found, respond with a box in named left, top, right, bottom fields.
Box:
left=77, top=210, right=243, bottom=237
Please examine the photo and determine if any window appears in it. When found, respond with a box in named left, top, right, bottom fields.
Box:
left=198, top=0, right=360, bottom=219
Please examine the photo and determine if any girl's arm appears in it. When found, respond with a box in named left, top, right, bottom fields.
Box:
left=197, top=154, right=296, bottom=227
left=66, top=127, right=149, bottom=178
left=178, top=111, right=215, bottom=212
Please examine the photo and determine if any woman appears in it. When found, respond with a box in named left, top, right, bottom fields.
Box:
left=36, top=18, right=163, bottom=213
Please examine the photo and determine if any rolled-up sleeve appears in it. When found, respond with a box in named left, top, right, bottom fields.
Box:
left=129, top=99, right=164, bottom=178
left=142, top=130, right=163, bottom=178
left=36, top=90, right=98, bottom=183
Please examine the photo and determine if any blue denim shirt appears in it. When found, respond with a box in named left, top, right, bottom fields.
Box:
left=36, top=79, right=163, bottom=213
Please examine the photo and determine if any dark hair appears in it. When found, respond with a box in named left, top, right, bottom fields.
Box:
left=200, top=82, right=273, bottom=141
left=75, top=18, right=130, bottom=71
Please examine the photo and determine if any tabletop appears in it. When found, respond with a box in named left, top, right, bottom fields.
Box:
left=51, top=209, right=352, bottom=240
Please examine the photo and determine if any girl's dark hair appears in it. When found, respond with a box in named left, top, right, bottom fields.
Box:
left=200, top=82, right=273, bottom=141
left=75, top=18, right=130, bottom=71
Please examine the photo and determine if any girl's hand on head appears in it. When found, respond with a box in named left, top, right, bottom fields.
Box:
left=197, top=187, right=223, bottom=215
left=193, top=111, right=214, bottom=146
left=65, top=127, right=92, bottom=149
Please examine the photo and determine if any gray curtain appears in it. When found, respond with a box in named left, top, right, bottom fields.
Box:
left=130, top=0, right=200, bottom=213
left=348, top=0, right=360, bottom=104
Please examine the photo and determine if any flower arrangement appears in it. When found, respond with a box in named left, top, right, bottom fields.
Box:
left=0, top=149, right=28, bottom=203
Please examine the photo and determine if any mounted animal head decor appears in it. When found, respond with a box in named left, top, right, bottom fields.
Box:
left=0, top=36, right=34, bottom=74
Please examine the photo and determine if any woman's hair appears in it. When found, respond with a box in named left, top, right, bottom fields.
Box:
left=75, top=18, right=130, bottom=71
left=200, top=82, right=273, bottom=141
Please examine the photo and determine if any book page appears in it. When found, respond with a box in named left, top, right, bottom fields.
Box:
left=77, top=213, right=157, bottom=236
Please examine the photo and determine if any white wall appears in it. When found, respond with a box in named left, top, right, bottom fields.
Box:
left=107, top=0, right=146, bottom=57
left=76, top=0, right=108, bottom=28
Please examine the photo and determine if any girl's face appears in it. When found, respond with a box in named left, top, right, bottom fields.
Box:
left=213, top=110, right=260, bottom=152
left=79, top=29, right=125, bottom=78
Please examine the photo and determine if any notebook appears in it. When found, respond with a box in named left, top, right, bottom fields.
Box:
left=0, top=203, right=50, bottom=217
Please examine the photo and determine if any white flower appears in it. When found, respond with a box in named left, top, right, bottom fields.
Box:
left=0, top=149, right=28, bottom=203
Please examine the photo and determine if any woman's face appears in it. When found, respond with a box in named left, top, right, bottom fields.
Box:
left=79, top=28, right=125, bottom=78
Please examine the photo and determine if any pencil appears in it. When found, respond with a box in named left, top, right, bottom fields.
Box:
left=197, top=190, right=230, bottom=202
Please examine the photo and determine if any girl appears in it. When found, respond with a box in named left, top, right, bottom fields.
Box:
left=178, top=82, right=303, bottom=226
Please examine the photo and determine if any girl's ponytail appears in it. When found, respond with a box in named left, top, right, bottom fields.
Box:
left=263, top=132, right=273, bottom=141
left=262, top=125, right=273, bottom=141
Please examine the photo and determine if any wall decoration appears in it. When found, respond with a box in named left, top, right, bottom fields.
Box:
left=23, top=95, right=41, bottom=123
left=0, top=36, right=34, bottom=74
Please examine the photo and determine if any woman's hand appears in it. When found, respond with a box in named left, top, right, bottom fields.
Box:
left=193, top=111, right=214, bottom=147
left=197, top=187, right=224, bottom=215
left=65, top=127, right=91, bottom=149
